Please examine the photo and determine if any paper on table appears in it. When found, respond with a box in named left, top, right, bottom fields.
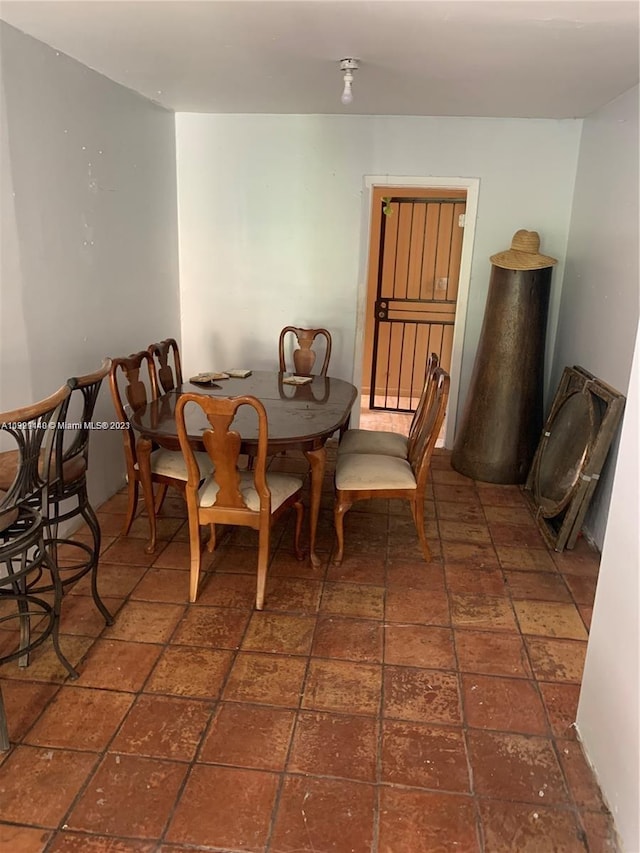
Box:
left=189, top=372, right=229, bottom=384
left=226, top=369, right=252, bottom=378
left=282, top=375, right=313, bottom=386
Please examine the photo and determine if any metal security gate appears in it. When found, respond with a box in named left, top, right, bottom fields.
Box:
left=369, top=195, right=466, bottom=413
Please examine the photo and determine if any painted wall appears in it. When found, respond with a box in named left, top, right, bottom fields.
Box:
left=550, top=85, right=639, bottom=548
left=570, top=88, right=639, bottom=853
left=0, top=23, right=180, bottom=506
left=175, top=113, right=581, bottom=417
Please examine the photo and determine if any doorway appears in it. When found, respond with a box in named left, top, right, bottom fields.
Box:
left=354, top=178, right=479, bottom=446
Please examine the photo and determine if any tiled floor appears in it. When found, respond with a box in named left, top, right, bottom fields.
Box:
left=0, top=446, right=618, bottom=852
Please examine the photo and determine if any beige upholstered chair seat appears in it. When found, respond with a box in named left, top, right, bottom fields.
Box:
left=335, top=453, right=416, bottom=491
left=199, top=472, right=303, bottom=511
left=337, top=429, right=408, bottom=459
left=134, top=448, right=213, bottom=481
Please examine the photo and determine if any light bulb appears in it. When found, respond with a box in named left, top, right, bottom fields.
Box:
left=341, top=71, right=353, bottom=105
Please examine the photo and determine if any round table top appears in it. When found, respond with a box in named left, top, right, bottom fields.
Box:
left=130, top=370, right=357, bottom=453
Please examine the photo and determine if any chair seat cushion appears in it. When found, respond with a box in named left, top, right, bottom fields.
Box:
left=198, top=472, right=303, bottom=511
left=338, top=429, right=408, bottom=458
left=335, top=452, right=417, bottom=491
left=135, top=449, right=213, bottom=481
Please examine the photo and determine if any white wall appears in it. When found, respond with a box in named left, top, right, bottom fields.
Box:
left=551, top=86, right=639, bottom=547
left=175, top=113, right=581, bottom=419
left=570, top=88, right=639, bottom=853
left=0, top=23, right=181, bottom=506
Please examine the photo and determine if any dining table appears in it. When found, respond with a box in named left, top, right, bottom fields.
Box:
left=129, top=370, right=357, bottom=567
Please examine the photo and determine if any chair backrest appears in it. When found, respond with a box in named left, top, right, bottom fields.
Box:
left=109, top=351, right=157, bottom=471
left=278, top=327, right=332, bottom=376
left=0, top=384, right=70, bottom=519
left=175, top=393, right=270, bottom=519
left=407, top=352, right=440, bottom=454
left=147, top=338, right=183, bottom=395
left=60, top=358, right=112, bottom=467
left=409, top=367, right=450, bottom=488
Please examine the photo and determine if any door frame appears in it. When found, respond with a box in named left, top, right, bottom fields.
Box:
left=353, top=175, right=480, bottom=447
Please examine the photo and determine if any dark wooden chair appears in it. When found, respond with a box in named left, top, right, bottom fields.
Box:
left=333, top=368, right=450, bottom=566
left=338, top=353, right=440, bottom=460
left=147, top=338, right=183, bottom=395
left=278, top=326, right=332, bottom=376
left=109, top=350, right=212, bottom=552
left=175, top=393, right=305, bottom=607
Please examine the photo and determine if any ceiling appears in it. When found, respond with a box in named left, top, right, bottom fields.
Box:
left=1, top=1, right=638, bottom=118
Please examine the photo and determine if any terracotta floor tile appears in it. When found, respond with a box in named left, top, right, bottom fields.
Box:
left=312, top=615, right=383, bottom=663
left=103, top=600, right=184, bottom=644
left=557, top=741, right=608, bottom=810
left=66, top=753, right=187, bottom=839
left=145, top=646, right=233, bottom=699
left=563, top=572, right=599, bottom=606
left=489, top=522, right=548, bottom=548
left=128, top=515, right=185, bottom=542
left=383, top=666, right=461, bottom=724
left=0, top=745, right=97, bottom=827
left=110, top=694, right=212, bottom=760
left=483, top=505, right=537, bottom=526
left=496, top=545, right=558, bottom=573
left=442, top=541, right=500, bottom=568
left=0, top=825, right=51, bottom=852
left=579, top=810, right=619, bottom=852
left=199, top=702, right=295, bottom=770
left=450, top=593, right=518, bottom=632
left=385, top=558, right=445, bottom=589
left=263, top=577, right=323, bottom=613
left=241, top=611, right=315, bottom=655
left=433, top=483, right=481, bottom=504
left=0, top=680, right=58, bottom=742
left=1, top=635, right=93, bottom=685
left=302, top=659, right=382, bottom=716
left=378, top=787, right=480, bottom=853
left=552, top=540, right=601, bottom=576
left=526, top=637, right=588, bottom=683
left=129, top=568, right=191, bottom=603
left=288, top=710, right=377, bottom=781
left=47, top=834, right=156, bottom=852
left=381, top=719, right=470, bottom=791
left=436, top=500, right=486, bottom=523
left=462, top=674, right=548, bottom=735
left=166, top=764, right=279, bottom=849
left=479, top=800, right=588, bottom=852
left=150, top=541, right=196, bottom=571
left=194, top=572, right=256, bottom=608
left=70, top=564, right=147, bottom=598
left=504, top=570, right=572, bottom=602
left=476, top=484, right=528, bottom=507
left=57, top=594, right=124, bottom=637
left=320, top=582, right=385, bottom=619
left=515, top=600, right=588, bottom=640
left=223, top=651, right=307, bottom=707
left=384, top=624, right=456, bottom=670
left=385, top=586, right=451, bottom=625
left=454, top=630, right=532, bottom=679
left=75, top=639, right=162, bottom=692
left=539, top=682, right=581, bottom=740
left=431, top=466, right=474, bottom=485
left=439, top=519, right=492, bottom=544
left=445, top=564, right=507, bottom=596
left=325, top=551, right=386, bottom=584
left=269, top=549, right=327, bottom=580
left=578, top=605, right=593, bottom=631
left=170, top=604, right=249, bottom=649
left=270, top=775, right=376, bottom=853
left=24, top=686, right=133, bottom=751
left=467, top=730, right=569, bottom=804
left=100, top=537, right=163, bottom=567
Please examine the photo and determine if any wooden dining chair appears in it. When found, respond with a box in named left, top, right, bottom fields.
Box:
left=175, top=393, right=305, bottom=607
left=333, top=368, right=450, bottom=566
left=109, top=351, right=212, bottom=548
left=338, top=353, right=440, bottom=459
left=278, top=326, right=332, bottom=376
left=147, top=338, right=183, bottom=395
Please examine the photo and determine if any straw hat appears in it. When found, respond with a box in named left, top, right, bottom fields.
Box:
left=490, top=229, right=557, bottom=270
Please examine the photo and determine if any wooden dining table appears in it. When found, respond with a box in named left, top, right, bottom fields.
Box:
left=130, top=371, right=357, bottom=566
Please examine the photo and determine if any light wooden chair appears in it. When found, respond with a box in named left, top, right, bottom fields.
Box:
left=175, top=393, right=305, bottom=607
left=147, top=338, right=183, bottom=395
left=338, top=353, right=440, bottom=459
left=109, top=351, right=212, bottom=548
left=333, top=368, right=450, bottom=566
left=278, top=326, right=332, bottom=376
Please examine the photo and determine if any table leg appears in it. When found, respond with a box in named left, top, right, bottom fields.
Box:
left=137, top=437, right=157, bottom=554
left=303, top=446, right=326, bottom=568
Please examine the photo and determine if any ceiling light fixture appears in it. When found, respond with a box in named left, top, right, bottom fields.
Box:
left=340, top=58, right=359, bottom=105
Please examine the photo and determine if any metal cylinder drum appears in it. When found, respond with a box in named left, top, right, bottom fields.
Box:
left=451, top=265, right=552, bottom=483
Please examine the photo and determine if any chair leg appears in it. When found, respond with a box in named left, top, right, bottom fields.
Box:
left=80, top=498, right=114, bottom=626
left=293, top=501, right=305, bottom=561
left=411, top=501, right=432, bottom=563
left=206, top=523, right=216, bottom=553
left=255, top=521, right=270, bottom=610
left=154, top=484, right=169, bottom=515
left=333, top=495, right=352, bottom=566
left=122, top=478, right=139, bottom=535
left=188, top=516, right=202, bottom=603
